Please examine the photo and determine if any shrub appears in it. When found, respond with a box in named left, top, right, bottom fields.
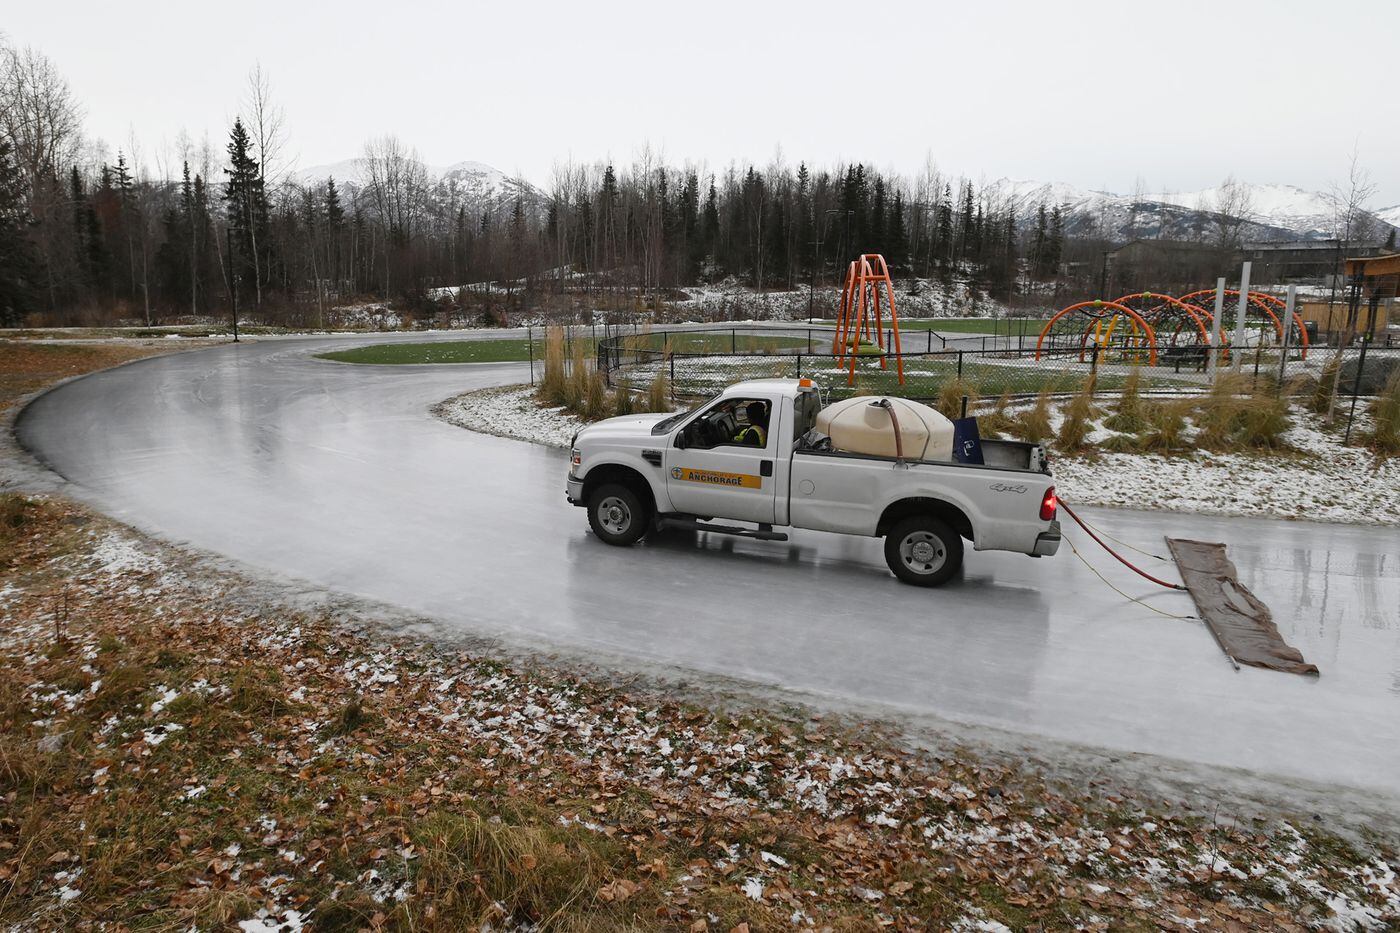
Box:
left=612, top=376, right=635, bottom=417
left=584, top=369, right=608, bottom=420
left=1057, top=382, right=1099, bottom=453
left=1310, top=354, right=1342, bottom=415
left=1015, top=391, right=1053, bottom=443
left=1100, top=433, right=1141, bottom=453
left=565, top=339, right=590, bottom=413
left=1140, top=399, right=1192, bottom=452
left=1368, top=368, right=1400, bottom=454
left=1195, top=374, right=1251, bottom=449
left=538, top=327, right=567, bottom=406
left=935, top=378, right=979, bottom=421
left=1235, top=389, right=1292, bottom=449
left=1104, top=369, right=1148, bottom=433
left=977, top=392, right=1017, bottom=438
left=646, top=368, right=669, bottom=412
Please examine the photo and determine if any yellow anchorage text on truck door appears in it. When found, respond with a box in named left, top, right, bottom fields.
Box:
left=670, top=467, right=762, bottom=488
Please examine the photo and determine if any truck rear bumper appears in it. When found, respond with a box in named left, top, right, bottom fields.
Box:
left=1033, top=520, right=1061, bottom=557
left=566, top=475, right=585, bottom=507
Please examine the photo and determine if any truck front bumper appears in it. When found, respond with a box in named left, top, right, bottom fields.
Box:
left=1033, top=520, right=1061, bottom=557
left=565, top=475, right=585, bottom=507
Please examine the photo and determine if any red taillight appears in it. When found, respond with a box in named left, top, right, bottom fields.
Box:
left=1040, top=486, right=1057, bottom=521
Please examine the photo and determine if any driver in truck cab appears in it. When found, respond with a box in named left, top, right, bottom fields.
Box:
left=732, top=401, right=769, bottom=447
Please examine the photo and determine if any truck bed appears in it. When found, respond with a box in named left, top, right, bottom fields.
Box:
left=787, top=442, right=1053, bottom=553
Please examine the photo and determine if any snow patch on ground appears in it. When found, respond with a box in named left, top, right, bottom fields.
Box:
left=89, top=533, right=164, bottom=576
left=1048, top=404, right=1399, bottom=526
left=433, top=384, right=585, bottom=448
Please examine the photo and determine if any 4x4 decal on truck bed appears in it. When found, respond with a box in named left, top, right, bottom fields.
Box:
left=671, top=467, right=762, bottom=488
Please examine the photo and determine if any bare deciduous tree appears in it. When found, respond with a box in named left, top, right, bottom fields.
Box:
left=244, top=63, right=286, bottom=185
left=1323, top=148, right=1379, bottom=422
left=0, top=40, right=83, bottom=193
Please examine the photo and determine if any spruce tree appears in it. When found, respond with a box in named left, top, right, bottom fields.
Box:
left=935, top=183, right=954, bottom=276
left=68, top=166, right=90, bottom=288
left=0, top=140, right=38, bottom=326
left=887, top=192, right=908, bottom=270
left=1030, top=204, right=1046, bottom=278
left=1046, top=205, right=1065, bottom=277
left=223, top=118, right=268, bottom=308
left=701, top=180, right=720, bottom=268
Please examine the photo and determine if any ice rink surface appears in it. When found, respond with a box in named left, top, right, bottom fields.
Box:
left=16, top=335, right=1400, bottom=809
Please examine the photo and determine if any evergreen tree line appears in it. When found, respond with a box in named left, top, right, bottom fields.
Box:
left=2, top=40, right=1076, bottom=327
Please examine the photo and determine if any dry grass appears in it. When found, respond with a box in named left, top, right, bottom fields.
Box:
left=612, top=375, right=635, bottom=417
left=976, top=392, right=1017, bottom=439
left=1014, top=391, right=1053, bottom=443
left=1056, top=382, right=1099, bottom=454
left=1103, top=369, right=1147, bottom=434
left=1195, top=375, right=1292, bottom=451
left=1310, top=354, right=1342, bottom=415
left=566, top=339, right=590, bottom=412
left=0, top=340, right=194, bottom=413
left=2, top=497, right=1396, bottom=929
left=410, top=808, right=642, bottom=930
left=1194, top=374, right=1252, bottom=449
left=1368, top=368, right=1400, bottom=455
left=1139, top=399, right=1193, bottom=452
left=934, top=378, right=979, bottom=421
left=646, top=367, right=669, bottom=412
left=537, top=326, right=567, bottom=406
left=584, top=369, right=609, bottom=420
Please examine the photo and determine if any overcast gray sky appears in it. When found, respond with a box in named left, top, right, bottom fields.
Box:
left=9, top=0, right=1399, bottom=204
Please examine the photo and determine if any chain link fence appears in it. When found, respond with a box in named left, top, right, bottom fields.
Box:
left=594, top=323, right=1398, bottom=432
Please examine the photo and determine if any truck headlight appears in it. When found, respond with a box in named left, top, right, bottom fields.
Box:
left=570, top=449, right=582, bottom=468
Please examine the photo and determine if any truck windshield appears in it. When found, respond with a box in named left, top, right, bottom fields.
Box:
left=651, top=395, right=715, bottom=435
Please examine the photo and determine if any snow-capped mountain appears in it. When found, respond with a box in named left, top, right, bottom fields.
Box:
left=984, top=178, right=1395, bottom=243
left=293, top=158, right=544, bottom=219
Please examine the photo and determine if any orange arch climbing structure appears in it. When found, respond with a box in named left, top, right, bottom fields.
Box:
left=1177, top=289, right=1309, bottom=359
left=833, top=253, right=904, bottom=385
left=1036, top=300, right=1159, bottom=366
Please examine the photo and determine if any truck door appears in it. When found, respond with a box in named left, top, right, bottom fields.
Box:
left=665, top=395, right=779, bottom=524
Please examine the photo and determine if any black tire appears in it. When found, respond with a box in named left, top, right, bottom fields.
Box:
left=884, top=515, right=963, bottom=587
left=587, top=483, right=649, bottom=546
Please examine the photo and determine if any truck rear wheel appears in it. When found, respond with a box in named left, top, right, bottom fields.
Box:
left=587, top=483, right=649, bottom=546
left=884, top=515, right=963, bottom=587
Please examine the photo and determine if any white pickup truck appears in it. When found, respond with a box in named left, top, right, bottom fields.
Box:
left=565, top=379, right=1060, bottom=586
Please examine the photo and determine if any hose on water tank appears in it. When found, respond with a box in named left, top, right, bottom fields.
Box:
left=870, top=398, right=905, bottom=467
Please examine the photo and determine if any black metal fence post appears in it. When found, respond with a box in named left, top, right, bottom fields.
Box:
left=527, top=325, right=534, bottom=385
left=1343, top=339, right=1370, bottom=444
left=957, top=350, right=964, bottom=380
left=796, top=354, right=802, bottom=377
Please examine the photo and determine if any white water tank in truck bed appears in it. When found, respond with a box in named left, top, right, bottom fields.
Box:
left=815, top=396, right=954, bottom=462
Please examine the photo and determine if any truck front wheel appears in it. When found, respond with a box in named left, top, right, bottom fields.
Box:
left=884, top=516, right=963, bottom=587
left=587, top=483, right=649, bottom=546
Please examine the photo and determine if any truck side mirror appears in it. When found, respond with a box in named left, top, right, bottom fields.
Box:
left=674, top=431, right=688, bottom=450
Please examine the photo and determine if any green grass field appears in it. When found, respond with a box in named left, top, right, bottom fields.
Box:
left=895, top=317, right=1045, bottom=335
left=317, top=340, right=535, bottom=364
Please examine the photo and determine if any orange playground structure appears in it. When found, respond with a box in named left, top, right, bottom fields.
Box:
left=832, top=253, right=905, bottom=385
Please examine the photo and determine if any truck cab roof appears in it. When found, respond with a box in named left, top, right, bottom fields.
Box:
left=720, top=379, right=812, bottom=399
